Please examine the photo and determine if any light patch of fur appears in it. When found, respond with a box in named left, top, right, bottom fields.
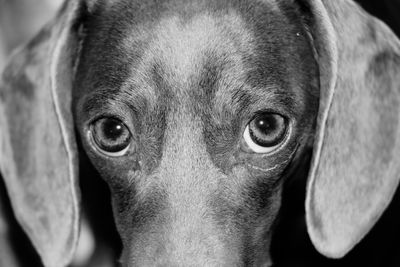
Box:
left=123, top=10, right=255, bottom=94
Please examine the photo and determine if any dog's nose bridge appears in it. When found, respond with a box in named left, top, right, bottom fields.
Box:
left=156, top=108, right=223, bottom=212
left=147, top=111, right=231, bottom=265
left=158, top=110, right=217, bottom=179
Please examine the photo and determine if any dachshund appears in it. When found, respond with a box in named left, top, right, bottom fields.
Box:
left=1, top=0, right=400, bottom=266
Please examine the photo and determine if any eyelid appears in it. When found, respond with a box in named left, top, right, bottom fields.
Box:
left=250, top=109, right=288, bottom=122
left=241, top=103, right=293, bottom=123
left=80, top=98, right=138, bottom=133
left=87, top=113, right=127, bottom=126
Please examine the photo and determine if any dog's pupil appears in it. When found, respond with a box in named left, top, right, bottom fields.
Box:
left=255, top=116, right=276, bottom=133
left=103, top=119, right=124, bottom=141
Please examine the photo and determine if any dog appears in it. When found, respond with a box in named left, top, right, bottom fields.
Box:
left=1, top=0, right=400, bottom=266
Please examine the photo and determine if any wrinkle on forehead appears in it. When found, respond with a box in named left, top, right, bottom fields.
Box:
left=123, top=11, right=255, bottom=94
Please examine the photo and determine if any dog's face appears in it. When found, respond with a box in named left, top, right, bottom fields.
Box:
left=2, top=0, right=400, bottom=266
left=73, top=1, right=318, bottom=265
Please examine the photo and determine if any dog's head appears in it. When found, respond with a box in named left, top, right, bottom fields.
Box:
left=1, top=0, right=400, bottom=266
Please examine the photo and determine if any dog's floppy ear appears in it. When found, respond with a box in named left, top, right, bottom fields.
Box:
left=301, top=0, right=400, bottom=258
left=0, top=1, right=90, bottom=266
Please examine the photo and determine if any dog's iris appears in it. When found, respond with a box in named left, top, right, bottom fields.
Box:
left=91, top=117, right=132, bottom=156
left=243, top=113, right=288, bottom=154
left=250, top=114, right=287, bottom=147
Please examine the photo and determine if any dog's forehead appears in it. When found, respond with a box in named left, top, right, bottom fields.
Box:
left=126, top=12, right=253, bottom=87
left=76, top=0, right=316, bottom=120
left=114, top=10, right=260, bottom=113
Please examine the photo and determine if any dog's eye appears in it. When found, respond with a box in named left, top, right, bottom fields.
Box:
left=90, top=117, right=132, bottom=156
left=243, top=113, right=288, bottom=153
